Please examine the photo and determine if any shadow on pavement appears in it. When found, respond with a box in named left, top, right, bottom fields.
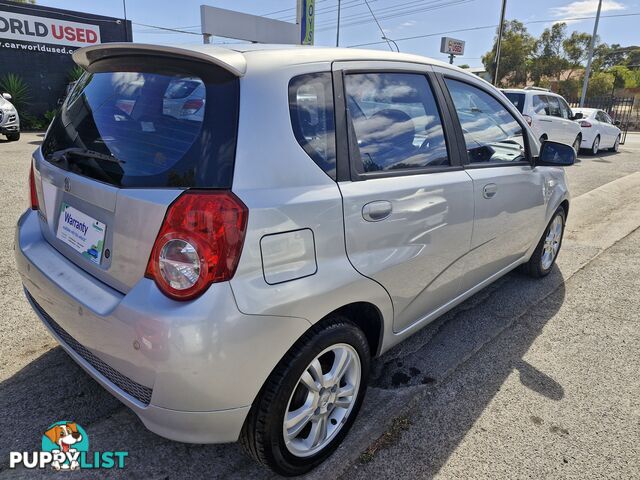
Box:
left=0, top=267, right=567, bottom=479
left=344, top=268, right=567, bottom=479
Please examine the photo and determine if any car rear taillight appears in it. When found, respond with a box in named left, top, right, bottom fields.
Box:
left=145, top=191, right=248, bottom=301
left=523, top=114, right=533, bottom=126
left=182, top=99, right=204, bottom=115
left=29, top=163, right=39, bottom=210
left=580, top=121, right=592, bottom=127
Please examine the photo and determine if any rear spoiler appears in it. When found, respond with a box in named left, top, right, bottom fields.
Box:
left=73, top=43, right=247, bottom=77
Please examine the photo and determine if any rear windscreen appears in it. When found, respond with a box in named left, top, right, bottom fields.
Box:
left=42, top=58, right=239, bottom=188
left=503, top=92, right=525, bottom=113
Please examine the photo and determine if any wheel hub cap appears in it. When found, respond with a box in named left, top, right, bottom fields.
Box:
left=283, top=343, right=361, bottom=457
left=541, top=215, right=563, bottom=270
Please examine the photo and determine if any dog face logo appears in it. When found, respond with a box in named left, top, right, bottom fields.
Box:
left=44, top=422, right=82, bottom=453
left=41, top=421, right=88, bottom=471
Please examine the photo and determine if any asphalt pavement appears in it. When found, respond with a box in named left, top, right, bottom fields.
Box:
left=0, top=133, right=638, bottom=479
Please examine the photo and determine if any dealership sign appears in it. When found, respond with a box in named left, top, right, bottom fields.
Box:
left=440, top=37, right=465, bottom=56
left=0, top=11, right=101, bottom=47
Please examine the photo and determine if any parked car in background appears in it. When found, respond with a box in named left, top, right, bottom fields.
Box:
left=0, top=93, right=20, bottom=142
left=502, top=87, right=582, bottom=151
left=16, top=43, right=576, bottom=476
left=572, top=107, right=622, bottom=155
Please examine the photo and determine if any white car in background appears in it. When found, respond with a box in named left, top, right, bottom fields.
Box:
left=572, top=108, right=622, bottom=155
left=0, top=93, right=20, bottom=142
left=502, top=87, right=583, bottom=152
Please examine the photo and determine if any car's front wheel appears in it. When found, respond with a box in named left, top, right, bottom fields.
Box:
left=6, top=132, right=20, bottom=142
left=241, top=317, right=370, bottom=476
left=523, top=207, right=566, bottom=278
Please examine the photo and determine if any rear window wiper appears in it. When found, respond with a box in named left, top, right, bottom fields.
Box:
left=48, top=147, right=125, bottom=165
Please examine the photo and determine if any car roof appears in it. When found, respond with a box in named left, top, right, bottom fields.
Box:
left=502, top=88, right=559, bottom=96
left=74, top=42, right=462, bottom=77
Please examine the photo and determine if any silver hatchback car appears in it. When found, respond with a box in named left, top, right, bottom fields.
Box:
left=15, top=43, right=575, bottom=475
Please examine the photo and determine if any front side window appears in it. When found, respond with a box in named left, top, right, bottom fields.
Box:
left=289, top=73, right=336, bottom=179
left=558, top=98, right=571, bottom=119
left=445, top=78, right=527, bottom=164
left=545, top=96, right=562, bottom=117
left=344, top=73, right=449, bottom=173
left=533, top=95, right=548, bottom=115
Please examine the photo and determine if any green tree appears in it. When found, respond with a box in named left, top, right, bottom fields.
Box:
left=13, top=0, right=36, bottom=3
left=531, top=23, right=569, bottom=84
left=562, top=31, right=593, bottom=80
left=586, top=72, right=615, bottom=97
left=608, top=65, right=637, bottom=89
left=482, top=20, right=535, bottom=86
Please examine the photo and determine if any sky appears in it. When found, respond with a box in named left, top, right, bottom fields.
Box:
left=24, top=0, right=640, bottom=66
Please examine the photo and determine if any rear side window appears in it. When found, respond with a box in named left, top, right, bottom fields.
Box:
left=445, top=79, right=526, bottom=164
left=344, top=73, right=449, bottom=173
left=289, top=73, right=337, bottom=180
left=503, top=92, right=525, bottom=113
left=42, top=58, right=239, bottom=188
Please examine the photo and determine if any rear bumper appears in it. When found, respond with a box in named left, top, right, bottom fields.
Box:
left=15, top=209, right=311, bottom=443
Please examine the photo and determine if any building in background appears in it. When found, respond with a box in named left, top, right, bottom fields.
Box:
left=0, top=0, right=131, bottom=120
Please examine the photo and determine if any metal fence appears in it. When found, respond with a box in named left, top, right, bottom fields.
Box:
left=566, top=96, right=635, bottom=144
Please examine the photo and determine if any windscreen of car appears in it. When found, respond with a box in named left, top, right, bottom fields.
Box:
left=42, top=59, right=239, bottom=188
left=503, top=92, right=525, bottom=113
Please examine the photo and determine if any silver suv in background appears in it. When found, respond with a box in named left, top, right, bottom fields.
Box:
left=502, top=87, right=583, bottom=151
left=0, top=93, right=20, bottom=142
left=15, top=43, right=575, bottom=475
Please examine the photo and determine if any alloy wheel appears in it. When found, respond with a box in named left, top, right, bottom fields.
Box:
left=541, top=214, right=563, bottom=270
left=283, top=343, right=361, bottom=458
left=614, top=136, right=620, bottom=152
left=592, top=136, right=599, bottom=155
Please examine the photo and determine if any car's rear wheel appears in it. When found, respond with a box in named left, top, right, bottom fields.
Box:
left=6, top=132, right=19, bottom=142
left=572, top=135, right=581, bottom=153
left=523, top=207, right=566, bottom=278
left=610, top=134, right=621, bottom=152
left=590, top=135, right=600, bottom=155
left=241, top=317, right=370, bottom=476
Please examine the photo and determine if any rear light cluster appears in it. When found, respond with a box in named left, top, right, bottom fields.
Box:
left=579, top=120, right=592, bottom=128
left=145, top=191, right=248, bottom=301
left=29, top=163, right=39, bottom=210
left=522, top=114, right=533, bottom=126
left=182, top=98, right=205, bottom=116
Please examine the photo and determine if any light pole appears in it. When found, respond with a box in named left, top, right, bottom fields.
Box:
left=580, top=0, right=603, bottom=107
left=493, top=0, right=507, bottom=86
left=336, top=0, right=341, bottom=47
left=382, top=36, right=399, bottom=52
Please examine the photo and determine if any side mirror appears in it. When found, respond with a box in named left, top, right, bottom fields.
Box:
left=2, top=92, right=12, bottom=101
left=536, top=141, right=576, bottom=167
left=571, top=112, right=583, bottom=120
left=614, top=120, right=621, bottom=126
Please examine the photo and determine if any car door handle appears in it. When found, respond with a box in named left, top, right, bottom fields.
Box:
left=362, top=201, right=392, bottom=222
left=539, top=119, right=553, bottom=123
left=483, top=184, right=498, bottom=199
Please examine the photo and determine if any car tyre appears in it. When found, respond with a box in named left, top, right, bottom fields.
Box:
left=609, top=135, right=621, bottom=152
left=240, top=316, right=371, bottom=476
left=572, top=135, right=581, bottom=153
left=522, top=207, right=566, bottom=278
left=6, top=132, right=20, bottom=142
left=590, top=135, right=600, bottom=155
